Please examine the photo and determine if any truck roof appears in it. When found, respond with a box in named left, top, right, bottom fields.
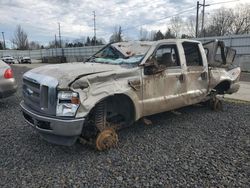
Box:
left=111, top=39, right=200, bottom=57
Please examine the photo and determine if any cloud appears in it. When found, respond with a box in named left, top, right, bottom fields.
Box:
left=0, top=0, right=248, bottom=46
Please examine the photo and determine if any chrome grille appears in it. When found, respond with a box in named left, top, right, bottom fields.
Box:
left=22, top=72, right=58, bottom=115
left=23, top=78, right=41, bottom=108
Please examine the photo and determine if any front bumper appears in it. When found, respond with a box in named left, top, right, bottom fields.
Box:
left=20, top=101, right=85, bottom=146
left=0, top=78, right=17, bottom=98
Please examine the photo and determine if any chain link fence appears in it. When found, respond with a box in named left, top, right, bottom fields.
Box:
left=0, top=34, right=250, bottom=71
left=0, top=45, right=104, bottom=63
left=196, top=34, right=250, bottom=71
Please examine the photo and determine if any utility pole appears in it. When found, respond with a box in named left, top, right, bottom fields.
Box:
left=195, top=0, right=209, bottom=38
left=58, top=22, right=62, bottom=48
left=195, top=1, right=200, bottom=38
left=1, top=32, right=6, bottom=50
left=93, top=11, right=96, bottom=46
left=54, top=34, right=57, bottom=48
left=201, top=0, right=206, bottom=38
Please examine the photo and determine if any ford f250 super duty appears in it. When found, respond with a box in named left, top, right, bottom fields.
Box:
left=20, top=39, right=241, bottom=150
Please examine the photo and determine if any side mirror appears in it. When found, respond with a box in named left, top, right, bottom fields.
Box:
left=144, top=55, right=158, bottom=75
left=144, top=64, right=158, bottom=75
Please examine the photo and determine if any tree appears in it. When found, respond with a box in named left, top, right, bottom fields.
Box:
left=206, top=7, right=234, bottom=36
left=185, top=16, right=196, bottom=38
left=153, top=30, right=164, bottom=41
left=139, top=28, right=150, bottom=41
left=109, top=26, right=123, bottom=43
left=230, top=4, right=250, bottom=34
left=12, top=25, right=29, bottom=50
left=164, top=28, right=175, bottom=39
left=0, top=42, right=3, bottom=50
left=48, top=41, right=56, bottom=48
left=170, top=16, right=183, bottom=38
left=85, top=36, right=91, bottom=46
left=91, top=36, right=96, bottom=45
left=29, top=41, right=41, bottom=50
left=181, top=34, right=192, bottom=39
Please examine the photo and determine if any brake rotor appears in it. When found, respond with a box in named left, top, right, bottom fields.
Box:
left=96, top=128, right=118, bottom=151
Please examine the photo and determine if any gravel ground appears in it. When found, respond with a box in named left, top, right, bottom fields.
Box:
left=0, top=66, right=249, bottom=187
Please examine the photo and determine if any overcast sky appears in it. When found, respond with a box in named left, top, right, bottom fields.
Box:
left=0, top=0, right=248, bottom=47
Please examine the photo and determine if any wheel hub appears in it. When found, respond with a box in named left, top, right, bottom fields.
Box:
left=96, top=128, right=118, bottom=151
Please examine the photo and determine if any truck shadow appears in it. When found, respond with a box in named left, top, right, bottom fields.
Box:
left=25, top=102, right=213, bottom=155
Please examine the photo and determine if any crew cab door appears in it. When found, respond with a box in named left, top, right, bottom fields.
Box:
left=142, top=43, right=187, bottom=116
left=182, top=42, right=209, bottom=104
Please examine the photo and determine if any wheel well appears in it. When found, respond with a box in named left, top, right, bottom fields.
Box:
left=86, top=94, right=136, bottom=126
left=214, top=80, right=231, bottom=94
left=104, top=94, right=136, bottom=126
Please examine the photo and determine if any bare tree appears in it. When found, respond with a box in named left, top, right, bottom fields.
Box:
left=164, top=28, right=176, bottom=39
left=109, top=26, right=123, bottom=43
left=12, top=25, right=29, bottom=50
left=170, top=16, right=183, bottom=38
left=139, top=27, right=150, bottom=41
left=29, top=41, right=41, bottom=50
left=230, top=4, right=250, bottom=34
left=209, top=7, right=234, bottom=36
left=185, top=16, right=196, bottom=38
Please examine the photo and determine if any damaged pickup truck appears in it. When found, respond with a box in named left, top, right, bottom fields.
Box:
left=20, top=39, right=240, bottom=150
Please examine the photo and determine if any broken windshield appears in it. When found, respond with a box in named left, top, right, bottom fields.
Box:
left=88, top=42, right=151, bottom=65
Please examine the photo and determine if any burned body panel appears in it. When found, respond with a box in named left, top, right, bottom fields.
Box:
left=20, top=39, right=241, bottom=148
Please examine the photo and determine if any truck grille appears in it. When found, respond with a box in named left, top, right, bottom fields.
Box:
left=22, top=72, right=58, bottom=115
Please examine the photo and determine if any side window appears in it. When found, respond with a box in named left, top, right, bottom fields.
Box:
left=182, top=42, right=203, bottom=66
left=155, top=45, right=180, bottom=67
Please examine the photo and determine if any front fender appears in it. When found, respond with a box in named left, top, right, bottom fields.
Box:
left=73, top=79, right=143, bottom=120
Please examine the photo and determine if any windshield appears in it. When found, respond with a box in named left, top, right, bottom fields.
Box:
left=88, top=42, right=151, bottom=65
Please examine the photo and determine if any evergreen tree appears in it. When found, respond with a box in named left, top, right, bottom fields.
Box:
left=165, top=28, right=176, bottom=39
left=153, top=30, right=164, bottom=41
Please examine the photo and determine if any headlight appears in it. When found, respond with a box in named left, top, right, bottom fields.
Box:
left=56, top=91, right=80, bottom=117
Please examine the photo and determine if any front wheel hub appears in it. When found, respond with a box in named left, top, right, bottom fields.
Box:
left=96, top=128, right=118, bottom=151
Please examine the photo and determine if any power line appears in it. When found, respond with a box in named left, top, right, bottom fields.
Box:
left=196, top=0, right=240, bottom=38
left=208, top=0, right=239, bottom=6
left=97, top=0, right=164, bottom=17
left=122, top=6, right=197, bottom=32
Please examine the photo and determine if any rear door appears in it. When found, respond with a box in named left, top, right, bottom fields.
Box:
left=182, top=42, right=209, bottom=104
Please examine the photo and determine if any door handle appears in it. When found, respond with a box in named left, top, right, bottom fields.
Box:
left=178, top=74, right=185, bottom=82
left=201, top=72, right=207, bottom=80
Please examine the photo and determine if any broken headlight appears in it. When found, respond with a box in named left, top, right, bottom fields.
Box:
left=56, top=91, right=80, bottom=117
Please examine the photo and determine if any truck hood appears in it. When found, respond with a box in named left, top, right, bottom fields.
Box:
left=28, top=62, right=121, bottom=88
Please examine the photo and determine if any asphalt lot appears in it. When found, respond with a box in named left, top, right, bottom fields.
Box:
left=0, top=65, right=249, bottom=187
